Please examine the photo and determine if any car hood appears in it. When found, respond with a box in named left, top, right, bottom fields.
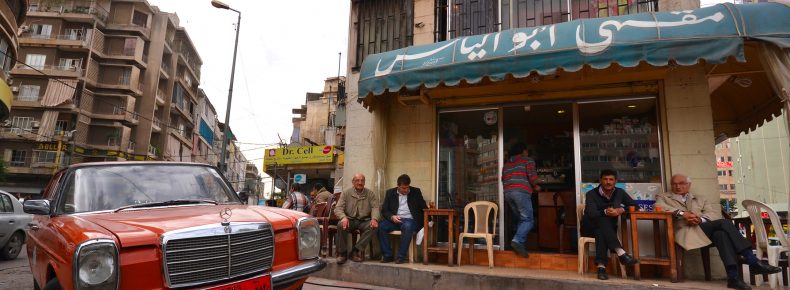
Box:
left=77, top=205, right=298, bottom=248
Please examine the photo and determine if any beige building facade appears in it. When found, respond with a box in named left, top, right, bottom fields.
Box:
left=0, top=0, right=26, bottom=121
left=341, top=0, right=790, bottom=278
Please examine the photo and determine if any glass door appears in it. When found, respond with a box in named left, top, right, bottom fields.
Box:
left=437, top=108, right=501, bottom=246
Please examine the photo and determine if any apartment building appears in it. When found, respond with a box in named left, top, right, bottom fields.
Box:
left=0, top=0, right=27, bottom=121
left=0, top=0, right=225, bottom=196
left=715, top=139, right=736, bottom=211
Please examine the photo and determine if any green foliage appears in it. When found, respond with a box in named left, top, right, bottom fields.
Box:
left=0, top=160, right=6, bottom=182
left=721, top=198, right=738, bottom=213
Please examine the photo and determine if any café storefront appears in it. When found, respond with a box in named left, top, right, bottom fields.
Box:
left=350, top=2, right=790, bottom=270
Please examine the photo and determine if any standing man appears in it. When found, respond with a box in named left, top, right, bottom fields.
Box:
left=655, top=174, right=780, bottom=290
left=581, top=169, right=639, bottom=280
left=334, top=173, right=380, bottom=264
left=282, top=184, right=310, bottom=213
left=502, top=142, right=539, bottom=257
left=378, top=174, right=428, bottom=264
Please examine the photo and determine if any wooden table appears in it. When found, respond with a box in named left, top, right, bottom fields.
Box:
left=625, top=211, right=678, bottom=282
left=423, top=208, right=459, bottom=266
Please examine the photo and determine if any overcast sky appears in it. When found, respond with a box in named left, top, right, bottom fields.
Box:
left=149, top=0, right=350, bottom=178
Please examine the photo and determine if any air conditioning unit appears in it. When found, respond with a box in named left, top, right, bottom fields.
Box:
left=31, top=121, right=40, bottom=128
left=10, top=86, right=18, bottom=93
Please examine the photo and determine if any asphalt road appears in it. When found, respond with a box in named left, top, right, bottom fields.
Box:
left=0, top=247, right=395, bottom=290
left=0, top=245, right=33, bottom=290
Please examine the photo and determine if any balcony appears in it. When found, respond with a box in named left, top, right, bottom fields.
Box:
left=155, top=90, right=165, bottom=105
left=91, top=65, right=143, bottom=96
left=148, top=144, right=157, bottom=157
left=18, top=32, right=91, bottom=49
left=28, top=1, right=109, bottom=23
left=12, top=63, right=82, bottom=78
left=106, top=22, right=150, bottom=40
left=99, top=36, right=146, bottom=67
left=159, top=62, right=170, bottom=79
left=0, top=127, right=40, bottom=140
left=151, top=117, right=162, bottom=132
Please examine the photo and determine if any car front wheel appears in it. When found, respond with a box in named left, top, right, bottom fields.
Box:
left=0, top=231, right=23, bottom=260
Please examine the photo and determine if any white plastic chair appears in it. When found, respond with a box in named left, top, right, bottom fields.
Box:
left=577, top=204, right=627, bottom=278
left=742, top=200, right=790, bottom=289
left=388, top=230, right=416, bottom=263
left=457, top=201, right=498, bottom=268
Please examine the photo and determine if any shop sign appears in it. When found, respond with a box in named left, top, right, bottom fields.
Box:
left=264, top=145, right=333, bottom=166
left=36, top=142, right=69, bottom=152
left=293, top=174, right=306, bottom=184
left=717, top=161, right=733, bottom=168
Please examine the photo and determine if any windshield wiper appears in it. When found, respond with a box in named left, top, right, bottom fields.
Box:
left=114, top=199, right=218, bottom=212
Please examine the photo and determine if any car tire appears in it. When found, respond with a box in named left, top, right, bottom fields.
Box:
left=0, top=231, right=23, bottom=260
left=42, top=277, right=61, bottom=290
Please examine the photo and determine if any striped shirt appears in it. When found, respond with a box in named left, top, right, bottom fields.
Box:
left=502, top=153, right=538, bottom=194
left=282, top=191, right=310, bottom=212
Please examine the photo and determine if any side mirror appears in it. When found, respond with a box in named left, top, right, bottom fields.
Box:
left=24, top=200, right=51, bottom=215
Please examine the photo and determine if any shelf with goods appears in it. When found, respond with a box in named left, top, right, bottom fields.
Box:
left=580, top=116, right=660, bottom=183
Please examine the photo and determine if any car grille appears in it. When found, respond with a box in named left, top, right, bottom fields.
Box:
left=162, top=223, right=274, bottom=288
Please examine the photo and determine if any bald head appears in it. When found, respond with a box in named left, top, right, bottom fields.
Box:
left=352, top=173, right=366, bottom=191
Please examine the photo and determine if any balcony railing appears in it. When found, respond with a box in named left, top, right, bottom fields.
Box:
left=107, top=136, right=119, bottom=147
left=28, top=0, right=109, bottom=22
left=128, top=140, right=135, bottom=151
left=148, top=145, right=157, bottom=156
left=14, top=63, right=81, bottom=73
left=21, top=33, right=88, bottom=42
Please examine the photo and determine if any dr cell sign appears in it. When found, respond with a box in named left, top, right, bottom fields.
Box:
left=264, top=145, right=334, bottom=166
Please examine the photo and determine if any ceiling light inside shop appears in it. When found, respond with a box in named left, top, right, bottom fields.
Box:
left=627, top=105, right=637, bottom=108
left=557, top=109, right=566, bottom=114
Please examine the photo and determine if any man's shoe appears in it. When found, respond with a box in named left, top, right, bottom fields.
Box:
left=395, top=258, right=406, bottom=264
left=350, top=250, right=364, bottom=263
left=727, top=279, right=752, bottom=290
left=511, top=241, right=529, bottom=258
left=597, top=267, right=609, bottom=280
left=337, top=253, right=348, bottom=265
left=381, top=256, right=394, bottom=263
left=750, top=261, right=782, bottom=275
left=618, top=253, right=639, bottom=266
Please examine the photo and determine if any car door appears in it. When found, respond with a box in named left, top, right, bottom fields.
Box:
left=0, top=193, right=14, bottom=245
left=27, top=171, right=64, bottom=286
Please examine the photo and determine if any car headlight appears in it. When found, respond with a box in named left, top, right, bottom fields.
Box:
left=73, top=239, right=119, bottom=290
left=296, top=217, right=320, bottom=260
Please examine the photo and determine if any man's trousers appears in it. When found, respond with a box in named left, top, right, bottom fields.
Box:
left=336, top=218, right=375, bottom=255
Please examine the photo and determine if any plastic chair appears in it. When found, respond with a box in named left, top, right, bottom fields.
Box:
left=388, top=230, right=416, bottom=263
left=742, top=200, right=790, bottom=289
left=577, top=204, right=627, bottom=278
left=457, top=201, right=498, bottom=268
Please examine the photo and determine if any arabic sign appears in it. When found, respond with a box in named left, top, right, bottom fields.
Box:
left=717, top=161, right=733, bottom=168
left=264, top=145, right=334, bottom=166
left=358, top=3, right=790, bottom=97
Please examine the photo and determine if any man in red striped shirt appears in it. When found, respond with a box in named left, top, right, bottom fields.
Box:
left=502, top=142, right=539, bottom=257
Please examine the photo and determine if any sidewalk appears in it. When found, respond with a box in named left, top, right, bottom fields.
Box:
left=313, top=257, right=778, bottom=290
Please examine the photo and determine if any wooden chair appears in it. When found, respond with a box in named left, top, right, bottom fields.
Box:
left=577, top=204, right=627, bottom=278
left=743, top=200, right=790, bottom=289
left=388, top=230, right=416, bottom=263
left=310, top=202, right=329, bottom=256
left=457, top=201, right=498, bottom=268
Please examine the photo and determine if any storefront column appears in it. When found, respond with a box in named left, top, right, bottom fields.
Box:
left=342, top=73, right=389, bottom=195
left=663, top=64, right=723, bottom=279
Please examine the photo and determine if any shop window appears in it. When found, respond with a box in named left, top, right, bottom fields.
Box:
left=579, top=98, right=661, bottom=197
left=353, top=0, right=413, bottom=69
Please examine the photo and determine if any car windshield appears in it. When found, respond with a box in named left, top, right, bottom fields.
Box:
left=60, top=164, right=238, bottom=213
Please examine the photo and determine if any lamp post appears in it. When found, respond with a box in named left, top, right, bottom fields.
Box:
left=212, top=0, right=241, bottom=173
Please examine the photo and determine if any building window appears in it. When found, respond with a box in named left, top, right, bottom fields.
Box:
left=446, top=0, right=499, bottom=40
left=25, top=54, right=47, bottom=70
left=10, top=150, right=27, bottom=166
left=18, top=85, right=41, bottom=101
left=353, top=0, right=414, bottom=69
left=58, top=58, right=82, bottom=70
left=730, top=184, right=736, bottom=190
left=63, top=28, right=85, bottom=41
left=717, top=170, right=724, bottom=176
left=719, top=184, right=727, bottom=190
left=0, top=38, right=12, bottom=74
left=54, top=120, right=69, bottom=135
left=33, top=150, right=56, bottom=163
left=728, top=170, right=733, bottom=176
left=30, top=24, right=53, bottom=38
left=11, top=116, right=33, bottom=134
left=132, top=10, right=148, bottom=27
left=727, top=156, right=732, bottom=162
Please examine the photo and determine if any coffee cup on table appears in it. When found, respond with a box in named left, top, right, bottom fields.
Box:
left=628, top=206, right=636, bottom=212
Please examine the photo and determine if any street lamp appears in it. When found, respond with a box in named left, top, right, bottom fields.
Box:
left=212, top=0, right=241, bottom=173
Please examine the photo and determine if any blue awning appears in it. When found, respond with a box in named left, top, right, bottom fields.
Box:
left=358, top=3, right=790, bottom=98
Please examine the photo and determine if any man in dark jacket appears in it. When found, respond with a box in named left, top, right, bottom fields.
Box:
left=378, top=174, right=428, bottom=264
left=581, top=169, right=639, bottom=280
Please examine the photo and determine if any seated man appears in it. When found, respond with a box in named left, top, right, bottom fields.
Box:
left=581, top=169, right=639, bottom=280
left=378, top=174, right=427, bottom=264
left=334, top=173, right=380, bottom=264
left=655, top=174, right=780, bottom=290
left=311, top=183, right=332, bottom=204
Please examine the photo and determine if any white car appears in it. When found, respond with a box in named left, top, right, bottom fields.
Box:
left=0, top=190, right=31, bottom=260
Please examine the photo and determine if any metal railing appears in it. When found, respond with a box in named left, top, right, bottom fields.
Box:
left=1, top=127, right=39, bottom=135
left=14, top=63, right=81, bottom=73
left=28, top=0, right=109, bottom=22
left=153, top=117, right=162, bottom=128
left=21, top=33, right=88, bottom=42
left=148, top=145, right=157, bottom=156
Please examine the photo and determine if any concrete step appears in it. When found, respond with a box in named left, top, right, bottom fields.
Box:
left=313, top=258, right=774, bottom=290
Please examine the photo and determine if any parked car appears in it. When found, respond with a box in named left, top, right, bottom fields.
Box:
left=0, top=189, right=32, bottom=260
left=24, top=162, right=324, bottom=290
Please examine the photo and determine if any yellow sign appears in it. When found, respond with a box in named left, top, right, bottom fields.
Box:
left=0, top=78, right=12, bottom=120
left=264, top=145, right=334, bottom=166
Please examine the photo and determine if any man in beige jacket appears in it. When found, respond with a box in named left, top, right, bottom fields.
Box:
left=655, top=174, right=779, bottom=290
left=334, top=173, right=380, bottom=264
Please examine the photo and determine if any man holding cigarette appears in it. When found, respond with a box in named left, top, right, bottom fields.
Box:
left=655, top=174, right=780, bottom=290
left=580, top=169, right=639, bottom=280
